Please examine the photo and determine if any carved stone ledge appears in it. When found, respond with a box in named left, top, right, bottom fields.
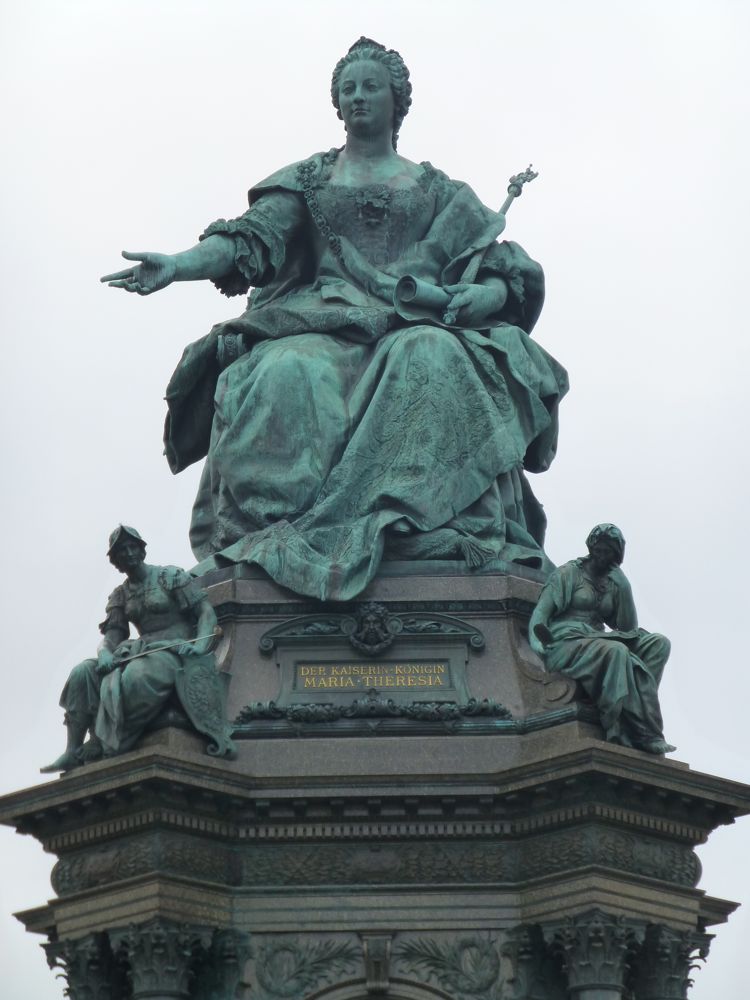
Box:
left=236, top=825, right=700, bottom=890
left=211, top=595, right=538, bottom=622
left=235, top=694, right=510, bottom=725
left=51, top=832, right=240, bottom=896
left=258, top=605, right=486, bottom=656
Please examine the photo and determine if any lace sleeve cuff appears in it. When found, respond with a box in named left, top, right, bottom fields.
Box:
left=200, top=219, right=257, bottom=297
left=477, top=241, right=545, bottom=331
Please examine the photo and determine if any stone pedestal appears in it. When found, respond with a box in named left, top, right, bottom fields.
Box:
left=2, top=568, right=747, bottom=999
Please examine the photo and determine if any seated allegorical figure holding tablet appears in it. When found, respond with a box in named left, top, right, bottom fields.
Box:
left=41, top=525, right=235, bottom=773
left=100, top=37, right=569, bottom=603
left=528, top=523, right=675, bottom=755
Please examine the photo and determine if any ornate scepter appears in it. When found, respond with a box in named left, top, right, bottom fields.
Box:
left=498, top=164, right=538, bottom=215
left=394, top=165, right=539, bottom=325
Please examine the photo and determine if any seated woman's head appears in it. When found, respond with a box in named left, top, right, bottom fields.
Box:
left=330, top=37, right=412, bottom=148
left=107, top=524, right=147, bottom=571
left=585, top=523, right=625, bottom=568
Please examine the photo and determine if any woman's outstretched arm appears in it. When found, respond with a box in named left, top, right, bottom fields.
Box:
left=101, top=234, right=236, bottom=295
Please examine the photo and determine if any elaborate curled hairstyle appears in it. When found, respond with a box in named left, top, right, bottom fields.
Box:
left=330, top=37, right=412, bottom=149
left=585, top=523, right=626, bottom=565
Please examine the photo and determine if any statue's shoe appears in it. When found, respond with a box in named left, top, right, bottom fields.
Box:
left=40, top=750, right=81, bottom=774
left=641, top=739, right=677, bottom=755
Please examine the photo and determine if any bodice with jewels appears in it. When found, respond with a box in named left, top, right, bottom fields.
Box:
left=315, top=175, right=436, bottom=267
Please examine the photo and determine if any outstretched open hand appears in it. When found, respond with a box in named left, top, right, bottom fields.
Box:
left=101, top=250, right=176, bottom=295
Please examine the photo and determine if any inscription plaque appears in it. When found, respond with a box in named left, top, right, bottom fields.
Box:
left=296, top=661, right=451, bottom=692
left=258, top=609, right=485, bottom=710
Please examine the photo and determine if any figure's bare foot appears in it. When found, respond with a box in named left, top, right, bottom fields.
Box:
left=40, top=750, right=81, bottom=774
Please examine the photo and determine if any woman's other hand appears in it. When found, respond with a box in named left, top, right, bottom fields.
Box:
left=443, top=278, right=508, bottom=327
left=96, top=647, right=115, bottom=676
left=101, top=250, right=177, bottom=295
left=177, top=626, right=223, bottom=658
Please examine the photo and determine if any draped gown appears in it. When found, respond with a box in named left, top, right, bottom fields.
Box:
left=164, top=150, right=569, bottom=601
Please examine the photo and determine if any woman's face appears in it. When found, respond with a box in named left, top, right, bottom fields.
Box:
left=588, top=538, right=619, bottom=572
left=112, top=539, right=146, bottom=572
left=338, top=59, right=395, bottom=139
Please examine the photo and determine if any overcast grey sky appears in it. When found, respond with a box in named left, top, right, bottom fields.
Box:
left=1, top=1, right=748, bottom=996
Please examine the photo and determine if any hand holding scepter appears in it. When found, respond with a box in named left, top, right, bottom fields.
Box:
left=394, top=165, right=539, bottom=327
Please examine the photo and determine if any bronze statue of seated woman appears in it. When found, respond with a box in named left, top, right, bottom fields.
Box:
left=42, top=526, right=235, bottom=773
left=100, top=37, right=568, bottom=602
left=529, top=523, right=675, bottom=755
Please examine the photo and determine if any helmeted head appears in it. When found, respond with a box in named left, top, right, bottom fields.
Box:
left=331, top=37, right=412, bottom=149
left=107, top=524, right=147, bottom=571
left=585, top=523, right=626, bottom=567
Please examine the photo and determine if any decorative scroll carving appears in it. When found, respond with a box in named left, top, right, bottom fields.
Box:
left=250, top=937, right=359, bottom=999
left=361, top=934, right=392, bottom=994
left=111, top=919, right=211, bottom=999
left=259, top=607, right=485, bottom=655
left=395, top=935, right=504, bottom=998
left=44, top=933, right=125, bottom=1000
left=630, top=925, right=713, bottom=999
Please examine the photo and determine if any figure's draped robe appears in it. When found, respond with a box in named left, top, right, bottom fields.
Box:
left=529, top=560, right=670, bottom=745
left=164, top=152, right=569, bottom=601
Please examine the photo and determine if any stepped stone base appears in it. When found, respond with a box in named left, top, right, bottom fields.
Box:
left=2, top=569, right=748, bottom=999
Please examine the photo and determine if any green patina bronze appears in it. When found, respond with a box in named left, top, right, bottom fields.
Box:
left=101, top=38, right=568, bottom=602
left=529, top=523, right=676, bottom=755
left=41, top=526, right=236, bottom=773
